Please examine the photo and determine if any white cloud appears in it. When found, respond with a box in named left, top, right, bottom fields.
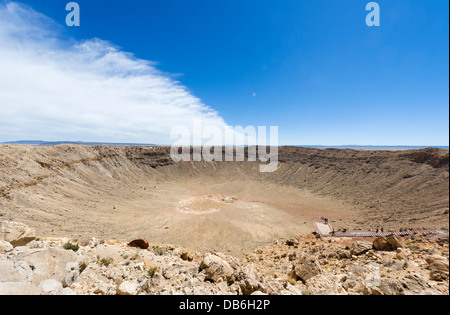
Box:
left=0, top=1, right=232, bottom=144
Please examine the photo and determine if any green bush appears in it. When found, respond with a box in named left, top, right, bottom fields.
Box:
left=100, top=258, right=113, bottom=267
left=148, top=267, right=158, bottom=278
left=63, top=242, right=80, bottom=252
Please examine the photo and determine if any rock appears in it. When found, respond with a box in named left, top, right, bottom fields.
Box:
left=39, top=279, right=63, bottom=295
left=370, top=286, right=383, bottom=295
left=15, top=248, right=78, bottom=285
left=0, top=282, right=42, bottom=295
left=387, top=235, right=403, bottom=250
left=77, top=265, right=116, bottom=295
left=293, top=255, right=322, bottom=282
left=424, top=255, right=449, bottom=281
left=128, top=239, right=149, bottom=250
left=305, top=274, right=347, bottom=295
left=144, top=273, right=166, bottom=294
left=239, top=278, right=262, bottom=295
left=0, top=259, right=33, bottom=283
left=181, top=251, right=194, bottom=262
left=64, top=262, right=80, bottom=287
left=400, top=274, right=442, bottom=295
left=0, top=221, right=35, bottom=247
left=0, top=240, right=13, bottom=254
left=395, top=248, right=409, bottom=261
left=379, top=278, right=405, bottom=296
left=373, top=235, right=403, bottom=252
left=0, top=260, right=17, bottom=282
left=337, top=249, right=352, bottom=259
left=200, top=254, right=234, bottom=283
left=350, top=241, right=373, bottom=256
left=117, top=281, right=139, bottom=295
left=373, top=236, right=392, bottom=251
left=426, top=255, right=449, bottom=272
left=353, top=282, right=371, bottom=295
left=286, top=239, right=299, bottom=247
left=430, top=270, right=449, bottom=281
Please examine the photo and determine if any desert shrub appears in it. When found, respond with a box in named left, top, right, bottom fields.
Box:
left=63, top=242, right=79, bottom=252
left=148, top=267, right=158, bottom=278
left=100, top=258, right=113, bottom=267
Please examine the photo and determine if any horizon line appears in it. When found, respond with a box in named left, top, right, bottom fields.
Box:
left=1, top=140, right=449, bottom=149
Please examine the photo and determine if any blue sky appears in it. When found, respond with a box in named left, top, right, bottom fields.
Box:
left=0, top=0, right=448, bottom=145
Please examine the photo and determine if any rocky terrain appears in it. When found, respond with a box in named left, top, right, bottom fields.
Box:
left=1, top=221, right=448, bottom=295
left=0, top=145, right=448, bottom=295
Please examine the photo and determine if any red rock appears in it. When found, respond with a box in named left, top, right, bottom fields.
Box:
left=128, top=239, right=149, bottom=250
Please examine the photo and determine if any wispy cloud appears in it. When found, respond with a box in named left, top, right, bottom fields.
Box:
left=0, top=1, right=231, bottom=144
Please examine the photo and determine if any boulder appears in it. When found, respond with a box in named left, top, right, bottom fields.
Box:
left=293, top=255, right=322, bottom=282
left=425, top=255, right=449, bottom=272
left=239, top=278, right=262, bottom=295
left=370, top=286, right=383, bottom=296
left=373, top=236, right=392, bottom=251
left=305, top=274, right=347, bottom=295
left=0, top=260, right=17, bottom=282
left=350, top=241, right=373, bottom=256
left=15, top=248, right=78, bottom=285
left=181, top=251, right=194, bottom=262
left=128, top=239, right=149, bottom=250
left=379, top=278, right=405, bottom=296
left=286, top=239, right=299, bottom=247
left=117, top=281, right=139, bottom=295
left=0, top=240, right=13, bottom=254
left=430, top=270, right=449, bottom=282
left=200, top=254, right=234, bottom=283
left=39, top=279, right=63, bottom=295
left=399, top=274, right=442, bottom=295
left=387, top=235, right=403, bottom=250
left=0, top=259, right=33, bottom=283
left=337, top=249, right=352, bottom=259
left=0, top=221, right=35, bottom=247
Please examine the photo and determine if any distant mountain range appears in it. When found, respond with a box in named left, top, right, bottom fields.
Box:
left=0, top=140, right=155, bottom=146
left=1, top=141, right=448, bottom=150
left=294, top=145, right=450, bottom=150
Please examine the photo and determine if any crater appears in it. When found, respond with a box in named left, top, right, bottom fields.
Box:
left=0, top=145, right=448, bottom=257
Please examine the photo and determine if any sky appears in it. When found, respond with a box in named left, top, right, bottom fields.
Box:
left=0, top=0, right=448, bottom=145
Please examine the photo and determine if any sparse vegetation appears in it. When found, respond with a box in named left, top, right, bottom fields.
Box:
left=63, top=242, right=79, bottom=252
left=148, top=267, right=158, bottom=278
left=100, top=258, right=113, bottom=267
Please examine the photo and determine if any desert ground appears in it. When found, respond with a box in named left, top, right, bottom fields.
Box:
left=0, top=145, right=448, bottom=257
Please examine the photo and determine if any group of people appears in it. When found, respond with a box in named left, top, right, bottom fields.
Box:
left=375, top=227, right=385, bottom=233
